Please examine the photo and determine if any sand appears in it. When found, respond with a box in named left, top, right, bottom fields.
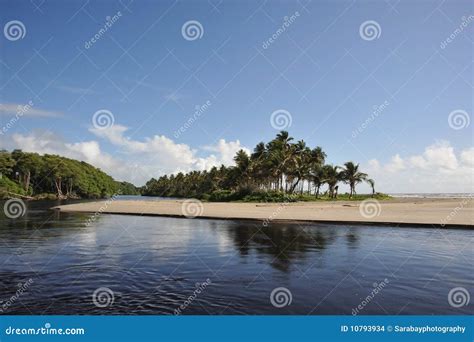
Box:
left=52, top=197, right=473, bottom=228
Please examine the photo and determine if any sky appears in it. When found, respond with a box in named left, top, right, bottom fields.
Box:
left=0, top=0, right=473, bottom=193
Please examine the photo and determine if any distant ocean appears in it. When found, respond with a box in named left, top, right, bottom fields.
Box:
left=389, top=193, right=473, bottom=199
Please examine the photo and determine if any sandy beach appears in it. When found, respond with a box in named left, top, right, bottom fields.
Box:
left=53, top=197, right=473, bottom=227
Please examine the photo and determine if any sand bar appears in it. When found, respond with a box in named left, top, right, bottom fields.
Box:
left=52, top=197, right=473, bottom=228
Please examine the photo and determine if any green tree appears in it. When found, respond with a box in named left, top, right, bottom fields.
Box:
left=341, top=162, right=367, bottom=198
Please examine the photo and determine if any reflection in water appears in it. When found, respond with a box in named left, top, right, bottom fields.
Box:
left=345, top=229, right=359, bottom=248
left=223, top=222, right=340, bottom=272
left=0, top=200, right=472, bottom=315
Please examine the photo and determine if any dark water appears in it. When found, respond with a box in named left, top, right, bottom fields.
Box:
left=0, top=200, right=472, bottom=315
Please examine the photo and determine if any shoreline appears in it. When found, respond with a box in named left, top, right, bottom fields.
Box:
left=52, top=197, right=473, bottom=228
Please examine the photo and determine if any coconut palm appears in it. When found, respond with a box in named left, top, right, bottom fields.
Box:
left=140, top=131, right=375, bottom=200
left=366, top=178, right=375, bottom=197
left=323, top=164, right=341, bottom=199
left=341, top=162, right=368, bottom=199
left=310, top=164, right=325, bottom=198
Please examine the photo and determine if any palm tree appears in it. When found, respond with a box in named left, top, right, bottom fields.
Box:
left=310, top=164, right=325, bottom=198
left=234, top=149, right=251, bottom=188
left=341, top=162, right=368, bottom=199
left=323, top=165, right=341, bottom=199
left=287, top=140, right=311, bottom=193
left=267, top=131, right=294, bottom=191
left=366, top=178, right=375, bottom=197
left=140, top=131, right=374, bottom=201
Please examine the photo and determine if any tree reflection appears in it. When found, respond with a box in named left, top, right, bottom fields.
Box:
left=224, top=221, right=344, bottom=272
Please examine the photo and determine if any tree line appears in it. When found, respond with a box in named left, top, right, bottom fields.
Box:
left=0, top=150, right=139, bottom=199
left=143, top=131, right=376, bottom=201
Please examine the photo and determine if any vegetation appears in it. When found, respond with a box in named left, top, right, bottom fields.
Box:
left=143, top=131, right=383, bottom=202
left=0, top=150, right=139, bottom=199
left=1, top=132, right=384, bottom=202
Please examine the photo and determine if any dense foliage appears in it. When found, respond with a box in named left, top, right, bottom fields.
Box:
left=0, top=150, right=138, bottom=199
left=143, top=131, right=377, bottom=201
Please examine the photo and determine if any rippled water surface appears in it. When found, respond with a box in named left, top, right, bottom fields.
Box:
left=0, top=200, right=472, bottom=315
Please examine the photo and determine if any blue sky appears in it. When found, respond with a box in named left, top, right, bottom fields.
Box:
left=0, top=0, right=473, bottom=192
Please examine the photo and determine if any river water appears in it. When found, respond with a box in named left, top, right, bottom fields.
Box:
left=0, top=199, right=472, bottom=315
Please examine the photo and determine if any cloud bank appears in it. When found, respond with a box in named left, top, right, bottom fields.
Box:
left=2, top=126, right=472, bottom=193
left=365, top=141, right=473, bottom=194
left=4, top=126, right=249, bottom=185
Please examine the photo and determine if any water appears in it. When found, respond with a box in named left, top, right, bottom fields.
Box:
left=389, top=193, right=473, bottom=199
left=0, top=200, right=472, bottom=315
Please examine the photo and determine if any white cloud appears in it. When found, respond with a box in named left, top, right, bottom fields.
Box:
left=365, top=141, right=474, bottom=193
left=460, top=147, right=474, bottom=167
left=416, top=141, right=458, bottom=170
left=4, top=127, right=249, bottom=185
left=56, top=85, right=97, bottom=95
left=384, top=154, right=405, bottom=173
left=367, top=159, right=380, bottom=171
left=0, top=103, right=62, bottom=117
